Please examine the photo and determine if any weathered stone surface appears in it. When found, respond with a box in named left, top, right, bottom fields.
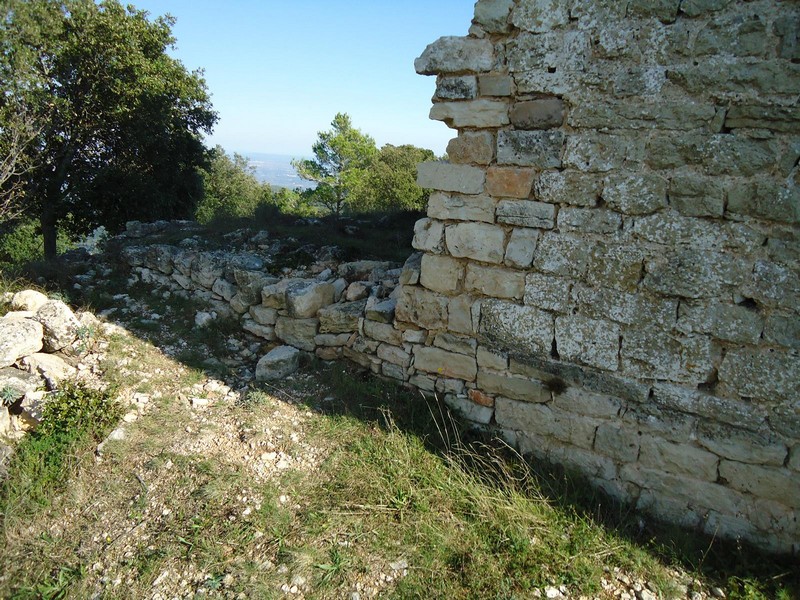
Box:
left=633, top=212, right=727, bottom=249
left=242, top=319, right=276, bottom=340
left=532, top=234, right=593, bottom=278
left=256, top=346, right=300, bottom=381
left=697, top=422, right=787, bottom=466
left=479, top=372, right=550, bottom=403
left=411, top=218, right=445, bottom=254
left=727, top=178, right=799, bottom=224
left=479, top=299, right=553, bottom=355
left=10, top=290, right=49, bottom=312
left=250, top=305, right=278, bottom=326
left=19, top=353, right=76, bottom=388
left=747, top=259, right=800, bottom=310
left=212, top=278, right=237, bottom=302
left=446, top=223, right=506, bottom=264
left=718, top=348, right=799, bottom=401
left=558, top=208, right=622, bottom=234
left=399, top=253, right=422, bottom=286
left=479, top=73, right=514, bottom=96
left=446, top=132, right=495, bottom=165
left=428, top=193, right=495, bottom=223
left=643, top=249, right=745, bottom=299
left=676, top=301, right=763, bottom=345
left=594, top=424, right=640, bottom=463
left=337, top=261, right=393, bottom=282
left=0, top=367, right=42, bottom=403
left=415, top=36, right=495, bottom=75
left=602, top=172, right=668, bottom=215
left=639, top=436, right=719, bottom=481
left=586, top=244, right=645, bottom=292
left=719, top=461, right=799, bottom=507
left=436, top=76, right=477, bottom=100
left=669, top=172, right=725, bottom=217
left=510, top=98, right=564, bottom=130
left=725, top=104, right=800, bottom=133
left=572, top=285, right=677, bottom=329
left=314, top=333, right=352, bottom=347
left=650, top=383, right=765, bottom=431
left=496, top=200, right=555, bottom=228
left=485, top=167, right=535, bottom=198
left=764, top=313, right=800, bottom=350
left=564, top=134, right=644, bottom=173
left=448, top=294, right=480, bottom=335
left=363, top=320, right=403, bottom=346
left=477, top=346, right=508, bottom=371
left=233, top=270, right=276, bottom=305
left=396, top=286, right=448, bottom=330
left=261, top=278, right=303, bottom=309
left=0, top=318, right=43, bottom=368
left=552, top=387, right=622, bottom=419
left=414, top=346, right=477, bottom=381
left=417, top=162, right=486, bottom=195
left=35, top=300, right=79, bottom=352
left=622, top=330, right=716, bottom=383
left=524, top=273, right=571, bottom=312
left=366, top=298, right=396, bottom=324
left=445, top=394, right=494, bottom=424
left=430, top=100, right=510, bottom=128
left=420, top=254, right=464, bottom=294
left=318, top=300, right=367, bottom=334
left=511, top=0, right=570, bottom=32
left=434, top=332, right=477, bottom=356
left=190, top=254, right=225, bottom=289
left=274, top=317, right=318, bottom=352
left=556, top=315, right=620, bottom=371
left=504, top=228, right=539, bottom=269
left=377, top=343, right=411, bottom=368
left=285, top=281, right=335, bottom=319
left=534, top=171, right=601, bottom=207
left=473, top=0, right=514, bottom=33
left=465, top=264, right=525, bottom=300
left=497, top=130, right=564, bottom=168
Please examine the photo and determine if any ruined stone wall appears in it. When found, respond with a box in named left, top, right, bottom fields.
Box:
left=402, top=0, right=800, bottom=552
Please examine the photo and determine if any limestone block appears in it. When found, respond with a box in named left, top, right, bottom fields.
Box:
left=242, top=319, right=276, bottom=340
left=0, top=318, right=43, bottom=368
left=10, top=290, right=48, bottom=312
left=445, top=223, right=506, bottom=264
left=626, top=0, right=680, bottom=21
left=632, top=212, right=727, bottom=249
left=212, top=278, right=237, bottom=302
left=764, top=313, right=800, bottom=350
left=377, top=343, right=411, bottom=368
left=586, top=244, right=645, bottom=292
left=551, top=386, right=622, bottom=419
left=478, top=73, right=514, bottom=96
left=546, top=441, right=619, bottom=483
left=747, top=259, right=800, bottom=310
left=564, top=133, right=644, bottom=173
left=465, top=264, right=525, bottom=300
left=533, top=234, right=593, bottom=278
left=479, top=299, right=553, bottom=355
left=0, top=367, right=43, bottom=403
left=337, top=260, right=393, bottom=282
left=314, top=333, right=351, bottom=347
left=622, top=330, right=717, bottom=383
left=274, top=317, right=318, bottom=352
left=595, top=424, right=640, bottom=463
left=434, top=332, right=477, bottom=356
left=446, top=132, right=495, bottom=165
left=420, top=254, right=464, bottom=294
left=256, top=346, right=300, bottom=381
left=497, top=131, right=564, bottom=168
left=229, top=293, right=253, bottom=315
left=718, top=347, right=799, bottom=401
left=478, top=371, right=550, bottom=404
left=409, top=372, right=436, bottom=392
left=680, top=0, right=738, bottom=17
left=643, top=249, right=745, bottom=299
left=435, top=76, right=477, bottom=100
left=496, top=200, right=555, bottom=228
left=261, top=278, right=303, bottom=309
left=485, top=167, right=535, bottom=199
left=412, top=218, right=445, bottom=254
left=382, top=362, right=406, bottom=381
left=696, top=422, right=787, bottom=466
left=522, top=273, right=569, bottom=313
left=650, top=383, right=766, bottom=431
left=190, top=254, right=224, bottom=289
left=315, top=347, right=340, bottom=361
left=352, top=335, right=379, bottom=355
left=557, top=208, right=622, bottom=234
left=399, top=253, right=422, bottom=286
left=602, top=172, right=668, bottom=215
left=725, top=104, right=800, bottom=133
left=448, top=294, right=479, bottom=335
left=669, top=172, right=725, bottom=217
left=413, top=346, right=477, bottom=381
left=395, top=286, right=449, bottom=330
left=234, top=270, right=276, bottom=305
left=507, top=32, right=590, bottom=95
left=250, top=305, right=279, bottom=326
left=346, top=282, right=371, bottom=302
left=415, top=36, right=495, bottom=75
left=172, top=272, right=192, bottom=290
left=510, top=98, right=565, bottom=130
left=444, top=393, right=494, bottom=424
left=719, top=461, right=800, bottom=507
left=473, top=0, right=514, bottom=33
left=790, top=447, right=800, bottom=472
left=575, top=286, right=676, bottom=330
left=428, top=193, right=495, bottom=223
left=510, top=0, right=570, bottom=32
left=286, top=281, right=335, bottom=319
left=417, top=162, right=485, bottom=195
left=504, top=228, right=539, bottom=269
left=676, top=301, right=763, bottom=345
left=477, top=346, right=508, bottom=371
left=318, top=300, right=367, bottom=334
left=556, top=315, right=620, bottom=371
left=430, top=100, right=510, bottom=129
left=535, top=171, right=600, bottom=207
left=366, top=298, right=396, bottom=324
left=638, top=436, right=719, bottom=481
left=363, top=320, right=403, bottom=346
left=19, top=353, right=76, bottom=388
left=568, top=101, right=715, bottom=131
left=35, top=300, right=79, bottom=352
left=727, top=177, right=799, bottom=224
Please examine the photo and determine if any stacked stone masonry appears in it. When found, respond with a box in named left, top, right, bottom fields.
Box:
left=408, top=0, right=799, bottom=553
left=121, top=0, right=799, bottom=554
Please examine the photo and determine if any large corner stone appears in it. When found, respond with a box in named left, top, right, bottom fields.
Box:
left=415, top=36, right=495, bottom=75
left=256, top=346, right=300, bottom=381
left=414, top=346, right=477, bottom=381
left=446, top=223, right=506, bottom=264
left=417, top=162, right=486, bottom=195
left=35, top=300, right=79, bottom=352
left=0, top=318, right=44, bottom=368
left=275, top=317, right=319, bottom=352
left=479, top=299, right=554, bottom=355
left=286, top=281, right=335, bottom=319
left=318, top=300, right=367, bottom=334
left=430, top=100, right=510, bottom=129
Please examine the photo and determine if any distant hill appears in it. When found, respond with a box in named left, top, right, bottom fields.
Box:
left=243, top=152, right=313, bottom=190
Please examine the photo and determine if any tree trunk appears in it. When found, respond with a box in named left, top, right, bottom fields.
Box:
left=41, top=201, right=58, bottom=260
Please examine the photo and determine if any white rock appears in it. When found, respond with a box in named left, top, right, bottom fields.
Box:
left=35, top=300, right=80, bottom=352
left=11, top=290, right=49, bottom=312
left=0, top=319, right=44, bottom=368
left=256, top=346, right=301, bottom=381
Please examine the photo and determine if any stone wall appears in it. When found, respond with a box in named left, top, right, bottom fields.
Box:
left=404, top=0, right=799, bottom=553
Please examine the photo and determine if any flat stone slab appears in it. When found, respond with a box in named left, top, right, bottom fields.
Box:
left=256, top=346, right=301, bottom=381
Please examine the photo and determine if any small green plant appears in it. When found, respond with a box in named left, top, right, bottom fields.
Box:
left=37, top=382, right=122, bottom=439
left=74, top=324, right=97, bottom=355
left=0, top=385, right=18, bottom=405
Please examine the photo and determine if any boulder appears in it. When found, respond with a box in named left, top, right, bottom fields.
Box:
left=35, top=300, right=80, bottom=352
left=0, top=367, right=43, bottom=404
left=255, top=346, right=301, bottom=381
left=345, top=281, right=371, bottom=302
left=0, top=318, right=44, bottom=367
left=11, top=290, right=49, bottom=312
left=19, top=353, right=76, bottom=389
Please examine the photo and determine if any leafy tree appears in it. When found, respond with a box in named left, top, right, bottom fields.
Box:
left=0, top=0, right=217, bottom=259
left=292, top=113, right=378, bottom=216
left=351, top=144, right=436, bottom=212
left=196, top=146, right=271, bottom=223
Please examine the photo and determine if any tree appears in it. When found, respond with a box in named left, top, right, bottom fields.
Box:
left=350, top=144, right=436, bottom=212
left=292, top=113, right=378, bottom=216
left=196, top=146, right=271, bottom=223
left=0, top=0, right=217, bottom=259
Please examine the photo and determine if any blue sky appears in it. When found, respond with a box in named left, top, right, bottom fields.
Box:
left=133, top=1, right=475, bottom=157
